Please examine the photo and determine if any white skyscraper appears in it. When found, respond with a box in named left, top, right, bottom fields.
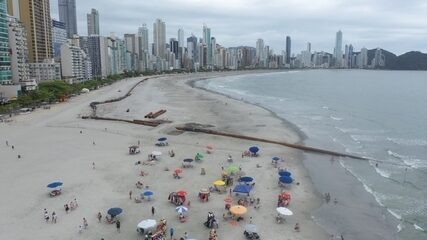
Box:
left=138, top=24, right=149, bottom=71
left=256, top=39, right=265, bottom=66
left=334, top=30, right=343, bottom=67
left=178, top=28, right=184, bottom=48
left=153, top=19, right=166, bottom=59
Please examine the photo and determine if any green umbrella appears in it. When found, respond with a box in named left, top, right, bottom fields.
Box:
left=196, top=153, right=204, bottom=159
left=227, top=165, right=239, bottom=174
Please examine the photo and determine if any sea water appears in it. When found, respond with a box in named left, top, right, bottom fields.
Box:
left=196, top=70, right=427, bottom=240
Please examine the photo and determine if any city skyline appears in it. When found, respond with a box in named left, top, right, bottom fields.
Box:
left=49, top=0, right=427, bottom=55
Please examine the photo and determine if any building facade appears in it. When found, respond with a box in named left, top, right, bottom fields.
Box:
left=8, top=16, right=29, bottom=84
left=7, top=0, right=53, bottom=63
left=29, top=59, right=60, bottom=82
left=153, top=19, right=166, bottom=59
left=58, top=0, right=77, bottom=38
left=334, top=30, right=343, bottom=67
left=0, top=0, right=11, bottom=84
left=52, top=19, right=67, bottom=61
left=60, top=41, right=92, bottom=84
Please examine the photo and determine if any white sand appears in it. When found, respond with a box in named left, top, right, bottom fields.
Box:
left=0, top=72, right=329, bottom=240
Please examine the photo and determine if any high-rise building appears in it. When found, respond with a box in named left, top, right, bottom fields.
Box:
left=8, top=16, right=29, bottom=84
left=52, top=20, right=67, bottom=61
left=87, top=8, right=99, bottom=36
left=138, top=24, right=149, bottom=71
left=87, top=35, right=102, bottom=78
left=178, top=28, right=184, bottom=48
left=360, top=47, right=368, bottom=68
left=124, top=33, right=138, bottom=71
left=285, top=36, right=291, bottom=65
left=61, top=41, right=92, bottom=83
left=153, top=19, right=166, bottom=59
left=0, top=0, right=11, bottom=84
left=7, top=0, right=53, bottom=63
left=256, top=39, right=265, bottom=67
left=58, top=0, right=77, bottom=38
left=170, top=38, right=179, bottom=60
left=186, top=35, right=198, bottom=69
left=202, top=25, right=212, bottom=67
left=334, top=30, right=343, bottom=67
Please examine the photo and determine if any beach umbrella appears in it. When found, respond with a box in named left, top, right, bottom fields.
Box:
left=47, top=182, right=63, bottom=188
left=272, top=157, right=280, bottom=161
left=238, top=176, right=254, bottom=183
left=249, top=146, right=259, bottom=154
left=158, top=137, right=167, bottom=142
left=276, top=207, right=293, bottom=216
left=229, top=205, right=247, bottom=215
left=196, top=153, right=204, bottom=159
left=183, top=158, right=193, bottom=162
left=152, top=151, right=162, bottom=156
left=213, top=180, right=226, bottom=186
left=245, top=224, right=258, bottom=233
left=206, top=144, right=213, bottom=150
left=137, top=219, right=157, bottom=230
left=143, top=190, right=154, bottom=197
left=279, top=176, right=293, bottom=184
left=107, top=207, right=123, bottom=217
left=176, top=206, right=188, bottom=214
left=279, top=192, right=291, bottom=200
left=279, top=170, right=292, bottom=177
left=227, top=165, right=239, bottom=174
left=224, top=197, right=233, bottom=204
left=175, top=168, right=183, bottom=174
left=200, top=188, right=210, bottom=194
left=176, top=190, right=187, bottom=197
left=233, top=184, right=252, bottom=194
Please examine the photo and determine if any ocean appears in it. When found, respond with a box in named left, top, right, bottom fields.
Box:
left=196, top=70, right=427, bottom=240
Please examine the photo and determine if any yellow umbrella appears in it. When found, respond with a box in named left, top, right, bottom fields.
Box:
left=229, top=205, right=247, bottom=215
left=213, top=180, right=226, bottom=186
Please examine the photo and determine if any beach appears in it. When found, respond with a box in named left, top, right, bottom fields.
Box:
left=0, top=72, right=330, bottom=240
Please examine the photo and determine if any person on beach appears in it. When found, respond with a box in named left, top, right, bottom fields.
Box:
left=294, top=223, right=300, bottom=232
left=93, top=141, right=96, bottom=145
left=184, top=232, right=188, bottom=239
left=138, top=140, right=140, bottom=145
left=17, top=154, right=21, bottom=159
left=97, top=212, right=102, bottom=223
left=74, top=198, right=78, bottom=207
left=92, top=162, right=95, bottom=169
left=80, top=130, right=82, bottom=134
left=78, top=225, right=83, bottom=234
left=116, top=220, right=121, bottom=233
left=44, top=212, right=50, bottom=222
left=6, top=140, right=8, bottom=146
left=11, top=145, right=14, bottom=150
left=170, top=227, right=174, bottom=239
left=334, top=198, right=338, bottom=205
left=70, top=201, right=75, bottom=210
left=129, top=190, right=133, bottom=199
left=151, top=206, right=155, bottom=216
left=64, top=204, right=69, bottom=213
left=52, top=211, right=57, bottom=223
left=83, top=218, right=88, bottom=229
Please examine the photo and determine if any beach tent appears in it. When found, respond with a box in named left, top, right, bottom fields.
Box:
left=143, top=190, right=154, bottom=198
left=272, top=157, right=280, bottom=161
left=158, top=137, right=167, bottom=142
left=213, top=180, right=226, bottom=186
left=279, top=176, right=293, bottom=184
left=176, top=206, right=188, bottom=214
left=195, top=153, right=204, bottom=161
left=238, top=176, right=254, bottom=183
left=137, top=219, right=157, bottom=230
left=107, top=207, right=123, bottom=217
left=227, top=165, right=239, bottom=174
left=245, top=224, right=258, bottom=233
left=183, top=158, right=193, bottom=162
left=233, top=184, right=252, bottom=195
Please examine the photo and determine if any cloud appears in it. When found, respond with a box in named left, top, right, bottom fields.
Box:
left=51, top=0, right=427, bottom=54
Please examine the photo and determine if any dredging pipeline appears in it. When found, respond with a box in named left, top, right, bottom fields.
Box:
left=176, top=126, right=370, bottom=161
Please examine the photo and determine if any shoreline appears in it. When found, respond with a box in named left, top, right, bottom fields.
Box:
left=190, top=72, right=400, bottom=240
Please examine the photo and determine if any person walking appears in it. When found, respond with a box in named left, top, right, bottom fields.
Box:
left=92, top=162, right=95, bottom=169
left=83, top=218, right=88, bottom=229
left=6, top=140, right=8, bottom=146
left=169, top=227, right=174, bottom=239
left=151, top=206, right=155, bottom=216
left=184, top=232, right=188, bottom=239
left=52, top=211, right=57, bottom=223
left=116, top=220, right=121, bottom=233
left=97, top=212, right=102, bottom=223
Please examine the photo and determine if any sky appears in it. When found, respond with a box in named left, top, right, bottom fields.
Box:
left=50, top=0, right=427, bottom=55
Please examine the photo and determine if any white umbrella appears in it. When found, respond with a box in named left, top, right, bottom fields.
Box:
left=245, top=224, right=258, bottom=233
left=152, top=151, right=162, bottom=156
left=137, top=219, right=157, bottom=230
left=276, top=207, right=293, bottom=216
left=176, top=206, right=188, bottom=214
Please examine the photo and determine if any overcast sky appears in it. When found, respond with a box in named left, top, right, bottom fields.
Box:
left=50, top=0, right=427, bottom=55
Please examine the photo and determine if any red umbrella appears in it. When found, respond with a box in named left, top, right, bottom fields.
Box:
left=280, top=192, right=291, bottom=200
left=176, top=190, right=187, bottom=197
left=206, top=144, right=213, bottom=150
left=175, top=168, right=183, bottom=174
left=224, top=197, right=233, bottom=204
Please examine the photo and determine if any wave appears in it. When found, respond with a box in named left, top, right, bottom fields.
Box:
left=350, top=134, right=383, bottom=142
left=397, top=223, right=404, bottom=232
left=414, top=224, right=425, bottom=231
left=374, top=167, right=392, bottom=178
left=387, top=137, right=427, bottom=147
left=387, top=209, right=403, bottom=220
left=330, top=116, right=343, bottom=121
left=387, top=150, right=427, bottom=169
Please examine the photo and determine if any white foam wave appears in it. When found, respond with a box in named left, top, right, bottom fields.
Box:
left=350, top=134, right=382, bottom=142
left=414, top=224, right=425, bottom=231
left=322, top=106, right=329, bottom=110
left=374, top=167, right=392, bottom=178
left=330, top=116, right=343, bottom=121
left=387, top=209, right=402, bottom=220
left=397, top=223, right=404, bottom=232
left=387, top=137, right=427, bottom=147
left=387, top=150, right=427, bottom=169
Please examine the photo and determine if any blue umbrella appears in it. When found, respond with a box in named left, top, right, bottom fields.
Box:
left=143, top=191, right=154, bottom=197
left=47, top=182, right=63, bottom=188
left=279, top=176, right=293, bottom=184
left=233, top=184, right=252, bottom=194
left=272, top=157, right=280, bottom=161
left=107, top=208, right=123, bottom=217
left=158, top=137, right=167, bottom=142
left=238, top=176, right=254, bottom=183
left=279, top=170, right=292, bottom=177
left=249, top=146, right=259, bottom=154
